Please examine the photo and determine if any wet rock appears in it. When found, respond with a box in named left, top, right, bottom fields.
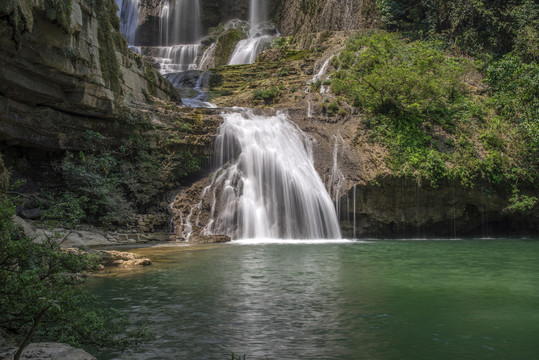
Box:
left=96, top=250, right=152, bottom=268
left=189, top=234, right=231, bottom=244
left=0, top=342, right=95, bottom=360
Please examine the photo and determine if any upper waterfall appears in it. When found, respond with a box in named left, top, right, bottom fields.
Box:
left=167, top=0, right=201, bottom=45
left=115, top=0, right=140, bottom=45
left=228, top=0, right=276, bottom=65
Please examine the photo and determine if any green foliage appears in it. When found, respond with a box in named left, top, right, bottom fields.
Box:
left=506, top=188, right=538, bottom=213
left=486, top=55, right=539, bottom=138
left=332, top=32, right=471, bottom=124
left=0, top=193, right=145, bottom=358
left=332, top=31, right=537, bottom=191
left=120, top=150, right=201, bottom=210
left=208, top=71, right=224, bottom=88
left=375, top=0, right=539, bottom=61
left=44, top=151, right=134, bottom=227
left=253, top=87, right=281, bottom=105
left=97, top=0, right=125, bottom=93
left=322, top=100, right=340, bottom=116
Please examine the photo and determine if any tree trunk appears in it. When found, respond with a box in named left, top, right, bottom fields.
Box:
left=14, top=306, right=50, bottom=360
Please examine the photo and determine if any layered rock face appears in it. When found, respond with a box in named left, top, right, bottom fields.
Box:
left=340, top=177, right=539, bottom=238
left=0, top=0, right=177, bottom=150
left=275, top=0, right=377, bottom=36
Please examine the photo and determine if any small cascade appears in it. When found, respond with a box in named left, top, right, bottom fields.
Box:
left=312, top=55, right=334, bottom=94
left=154, top=0, right=202, bottom=73
left=180, top=75, right=217, bottom=108
left=159, top=2, right=170, bottom=46
left=151, top=44, right=201, bottom=74
left=352, top=185, right=357, bottom=239
left=327, top=132, right=347, bottom=219
left=228, top=0, right=277, bottom=65
left=198, top=43, right=216, bottom=70
left=116, top=0, right=140, bottom=45
left=116, top=0, right=203, bottom=75
left=179, top=109, right=342, bottom=240
left=228, top=36, right=273, bottom=65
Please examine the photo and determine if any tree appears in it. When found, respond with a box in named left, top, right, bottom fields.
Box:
left=0, top=180, right=146, bottom=359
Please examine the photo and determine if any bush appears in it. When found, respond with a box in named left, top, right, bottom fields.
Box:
left=332, top=32, right=476, bottom=184
left=253, top=87, right=281, bottom=105
left=375, top=0, right=539, bottom=61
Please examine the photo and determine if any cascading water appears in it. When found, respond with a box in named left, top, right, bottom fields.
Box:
left=228, top=0, right=276, bottom=65
left=116, top=0, right=203, bottom=74
left=152, top=44, right=201, bottom=74
left=155, top=0, right=201, bottom=73
left=115, top=0, right=140, bottom=45
left=171, top=0, right=201, bottom=45
left=180, top=109, right=342, bottom=240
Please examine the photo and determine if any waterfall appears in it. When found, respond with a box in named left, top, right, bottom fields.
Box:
left=115, top=0, right=140, bottom=45
left=228, top=0, right=276, bottom=65
left=192, top=109, right=341, bottom=240
left=228, top=37, right=273, bottom=65
left=159, top=2, right=170, bottom=46
left=152, top=44, right=201, bottom=74
left=249, top=0, right=266, bottom=35
left=171, top=0, right=201, bottom=45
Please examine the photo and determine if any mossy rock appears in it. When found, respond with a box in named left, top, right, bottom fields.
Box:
left=213, top=28, right=248, bottom=66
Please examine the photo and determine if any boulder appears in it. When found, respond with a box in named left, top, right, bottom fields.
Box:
left=0, top=342, right=95, bottom=360
left=96, top=250, right=152, bottom=267
left=19, top=208, right=42, bottom=220
left=189, top=233, right=231, bottom=244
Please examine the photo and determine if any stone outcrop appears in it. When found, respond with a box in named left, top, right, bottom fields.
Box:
left=13, top=216, right=172, bottom=247
left=0, top=342, right=95, bottom=360
left=95, top=250, right=152, bottom=267
left=275, top=0, right=377, bottom=36
left=340, top=176, right=539, bottom=238
left=0, top=0, right=178, bottom=150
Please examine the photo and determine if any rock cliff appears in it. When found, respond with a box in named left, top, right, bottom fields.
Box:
left=0, top=0, right=178, bottom=150
left=275, top=0, right=377, bottom=36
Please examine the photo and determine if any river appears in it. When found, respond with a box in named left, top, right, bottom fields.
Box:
left=88, top=238, right=539, bottom=359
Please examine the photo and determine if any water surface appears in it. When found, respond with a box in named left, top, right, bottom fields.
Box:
left=88, top=239, right=539, bottom=359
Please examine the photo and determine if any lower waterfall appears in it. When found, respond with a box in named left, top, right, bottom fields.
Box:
left=183, top=109, right=341, bottom=240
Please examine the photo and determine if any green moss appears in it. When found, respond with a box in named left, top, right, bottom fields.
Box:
left=144, top=62, right=156, bottom=95
left=44, top=0, right=72, bottom=33
left=97, top=0, right=124, bottom=93
left=253, top=87, right=281, bottom=105
left=213, top=28, right=248, bottom=66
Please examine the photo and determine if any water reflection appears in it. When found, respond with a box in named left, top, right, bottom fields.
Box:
left=89, top=239, right=539, bottom=360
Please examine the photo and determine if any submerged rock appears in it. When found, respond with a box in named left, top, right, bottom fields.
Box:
left=189, top=234, right=231, bottom=244
left=95, top=250, right=152, bottom=268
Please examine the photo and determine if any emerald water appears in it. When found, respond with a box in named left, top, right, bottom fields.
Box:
left=88, top=239, right=539, bottom=359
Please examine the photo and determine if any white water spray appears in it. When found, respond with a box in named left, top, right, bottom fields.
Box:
left=228, top=0, right=276, bottom=65
left=186, top=109, right=341, bottom=240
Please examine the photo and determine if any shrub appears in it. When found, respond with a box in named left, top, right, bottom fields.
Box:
left=253, top=87, right=281, bottom=105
